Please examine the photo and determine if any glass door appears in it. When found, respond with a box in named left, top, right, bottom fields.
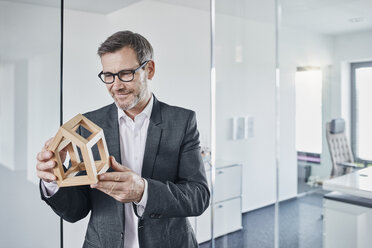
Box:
left=202, top=0, right=278, bottom=247
left=278, top=0, right=372, bottom=247
left=0, top=0, right=61, bottom=247
left=62, top=0, right=211, bottom=246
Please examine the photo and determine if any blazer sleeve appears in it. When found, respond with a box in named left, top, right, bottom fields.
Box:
left=140, top=111, right=210, bottom=220
left=39, top=124, right=92, bottom=223
left=40, top=182, right=91, bottom=223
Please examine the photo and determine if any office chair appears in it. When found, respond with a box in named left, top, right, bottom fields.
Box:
left=326, top=118, right=357, bottom=178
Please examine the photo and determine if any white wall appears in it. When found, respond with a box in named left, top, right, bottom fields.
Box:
left=27, top=51, right=60, bottom=183
left=214, top=13, right=277, bottom=211
left=63, top=9, right=110, bottom=121
left=106, top=1, right=211, bottom=147
left=0, top=63, right=15, bottom=170
left=0, top=2, right=62, bottom=247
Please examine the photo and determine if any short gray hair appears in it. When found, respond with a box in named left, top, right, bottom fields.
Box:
left=97, top=31, right=153, bottom=63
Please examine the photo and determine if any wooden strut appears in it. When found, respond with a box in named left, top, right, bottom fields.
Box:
left=48, top=114, right=110, bottom=187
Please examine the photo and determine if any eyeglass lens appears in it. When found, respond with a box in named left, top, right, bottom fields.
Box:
left=101, top=71, right=134, bottom=83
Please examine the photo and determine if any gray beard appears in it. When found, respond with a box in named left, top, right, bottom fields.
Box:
left=116, top=84, right=148, bottom=111
left=118, top=95, right=140, bottom=111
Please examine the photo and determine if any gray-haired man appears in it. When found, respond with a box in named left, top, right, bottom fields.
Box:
left=36, top=31, right=210, bottom=248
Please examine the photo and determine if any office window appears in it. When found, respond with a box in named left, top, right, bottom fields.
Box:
left=295, top=67, right=322, bottom=163
left=351, top=62, right=372, bottom=162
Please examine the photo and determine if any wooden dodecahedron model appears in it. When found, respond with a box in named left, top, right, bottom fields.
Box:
left=48, top=114, right=110, bottom=187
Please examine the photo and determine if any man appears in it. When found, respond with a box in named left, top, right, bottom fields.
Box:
left=36, top=31, right=210, bottom=248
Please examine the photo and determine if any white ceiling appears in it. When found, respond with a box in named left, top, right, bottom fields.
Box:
left=0, top=0, right=139, bottom=14
left=150, top=0, right=372, bottom=35
left=280, top=0, right=372, bottom=35
left=2, top=0, right=372, bottom=35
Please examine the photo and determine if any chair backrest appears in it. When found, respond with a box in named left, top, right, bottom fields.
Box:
left=326, top=118, right=354, bottom=177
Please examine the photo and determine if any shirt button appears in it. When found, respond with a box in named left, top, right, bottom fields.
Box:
left=120, top=232, right=124, bottom=239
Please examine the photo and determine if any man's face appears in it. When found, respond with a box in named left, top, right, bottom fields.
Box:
left=101, top=46, right=154, bottom=111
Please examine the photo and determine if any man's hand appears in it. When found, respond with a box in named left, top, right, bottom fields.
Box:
left=91, top=156, right=145, bottom=203
left=36, top=137, right=67, bottom=183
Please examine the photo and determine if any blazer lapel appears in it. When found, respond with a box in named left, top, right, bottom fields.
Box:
left=142, top=96, right=162, bottom=179
left=100, top=103, right=121, bottom=172
left=98, top=103, right=124, bottom=227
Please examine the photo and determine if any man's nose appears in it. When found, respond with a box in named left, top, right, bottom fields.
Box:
left=113, top=75, right=122, bottom=84
left=112, top=76, right=125, bottom=89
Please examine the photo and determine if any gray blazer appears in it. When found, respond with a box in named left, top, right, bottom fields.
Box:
left=40, top=96, right=210, bottom=248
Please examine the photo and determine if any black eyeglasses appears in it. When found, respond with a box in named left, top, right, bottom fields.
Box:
left=98, top=60, right=149, bottom=84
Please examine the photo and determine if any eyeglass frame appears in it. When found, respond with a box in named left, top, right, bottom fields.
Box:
left=98, top=60, right=150, bottom=84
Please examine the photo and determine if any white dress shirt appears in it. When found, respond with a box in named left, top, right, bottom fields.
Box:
left=41, top=96, right=153, bottom=248
left=118, top=96, right=152, bottom=248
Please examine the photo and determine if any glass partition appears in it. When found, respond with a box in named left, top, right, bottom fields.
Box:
left=200, top=0, right=278, bottom=247
left=0, top=0, right=61, bottom=247
left=279, top=0, right=372, bottom=247
left=62, top=0, right=211, bottom=246
left=5, top=0, right=370, bottom=247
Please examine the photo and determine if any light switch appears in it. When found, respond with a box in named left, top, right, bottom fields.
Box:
left=245, top=116, right=254, bottom=138
left=231, top=117, right=245, bottom=140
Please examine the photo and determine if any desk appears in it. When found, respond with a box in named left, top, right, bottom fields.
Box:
left=322, top=167, right=372, bottom=248
left=323, top=167, right=372, bottom=199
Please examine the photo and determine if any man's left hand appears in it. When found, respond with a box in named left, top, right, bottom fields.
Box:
left=91, top=156, right=145, bottom=203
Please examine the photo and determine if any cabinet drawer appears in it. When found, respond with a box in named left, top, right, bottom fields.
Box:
left=214, top=198, right=242, bottom=238
left=214, top=165, right=242, bottom=202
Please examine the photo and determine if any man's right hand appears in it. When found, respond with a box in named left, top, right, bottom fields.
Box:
left=36, top=137, right=67, bottom=183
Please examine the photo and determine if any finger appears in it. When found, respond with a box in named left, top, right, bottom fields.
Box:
left=36, top=160, right=56, bottom=171
left=110, top=156, right=131, bottom=172
left=91, top=181, right=123, bottom=193
left=37, top=150, right=54, bottom=162
left=37, top=170, right=56, bottom=181
left=44, top=137, right=54, bottom=149
left=42, top=137, right=55, bottom=152
left=98, top=172, right=127, bottom=181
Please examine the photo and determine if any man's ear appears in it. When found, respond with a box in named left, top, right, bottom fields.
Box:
left=147, top=60, right=155, bottom=80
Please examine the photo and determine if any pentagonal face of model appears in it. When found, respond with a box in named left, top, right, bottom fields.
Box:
left=48, top=114, right=109, bottom=187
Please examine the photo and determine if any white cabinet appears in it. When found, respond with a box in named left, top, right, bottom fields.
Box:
left=215, top=166, right=242, bottom=202
left=192, top=162, right=243, bottom=243
left=214, top=197, right=242, bottom=238
left=323, top=196, right=372, bottom=248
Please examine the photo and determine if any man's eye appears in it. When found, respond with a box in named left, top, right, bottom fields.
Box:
left=103, top=73, right=113, bottom=78
left=119, top=71, right=132, bottom=76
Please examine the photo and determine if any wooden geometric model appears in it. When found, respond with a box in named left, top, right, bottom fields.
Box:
left=48, top=114, right=110, bottom=187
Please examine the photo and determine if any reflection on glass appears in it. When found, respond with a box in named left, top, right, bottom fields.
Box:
left=0, top=0, right=60, bottom=247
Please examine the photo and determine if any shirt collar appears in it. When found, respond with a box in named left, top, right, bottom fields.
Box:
left=117, top=95, right=153, bottom=122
